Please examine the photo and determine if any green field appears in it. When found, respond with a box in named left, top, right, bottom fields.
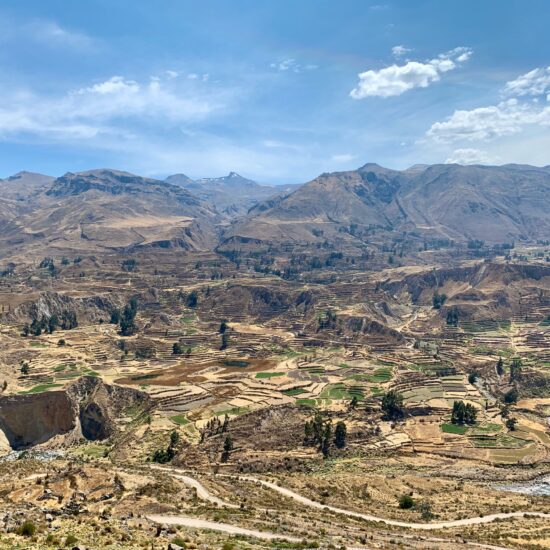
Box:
left=256, top=371, right=285, bottom=379
left=170, top=414, right=190, bottom=425
left=283, top=387, right=308, bottom=396
left=441, top=423, right=469, bottom=435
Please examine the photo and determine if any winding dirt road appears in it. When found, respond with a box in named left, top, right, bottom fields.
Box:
left=148, top=466, right=550, bottom=539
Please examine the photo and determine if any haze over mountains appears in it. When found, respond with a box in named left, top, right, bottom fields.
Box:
left=0, top=162, right=549, bottom=259
left=166, top=171, right=299, bottom=215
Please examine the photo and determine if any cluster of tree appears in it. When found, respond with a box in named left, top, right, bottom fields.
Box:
left=451, top=400, right=477, bottom=425
left=303, top=411, right=347, bottom=457
left=317, top=310, right=338, bottom=330
left=39, top=257, right=57, bottom=276
left=446, top=307, right=459, bottom=327
left=111, top=298, right=138, bottom=336
left=152, top=430, right=180, bottom=464
left=172, top=342, right=192, bottom=356
left=121, top=259, right=137, bottom=272
left=200, top=414, right=229, bottom=443
left=381, top=390, right=405, bottom=420
left=432, top=291, right=447, bottom=310
left=23, top=310, right=78, bottom=336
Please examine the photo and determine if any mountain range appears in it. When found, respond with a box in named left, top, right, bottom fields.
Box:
left=165, top=171, right=299, bottom=215
left=0, top=162, right=549, bottom=259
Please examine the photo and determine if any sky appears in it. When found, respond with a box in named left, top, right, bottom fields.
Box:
left=1, top=0, right=549, bottom=184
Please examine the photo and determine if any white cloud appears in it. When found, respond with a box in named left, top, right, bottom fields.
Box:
left=391, top=45, right=411, bottom=58
left=270, top=59, right=318, bottom=73
left=445, top=148, right=496, bottom=165
left=427, top=98, right=550, bottom=142
left=503, top=66, right=550, bottom=97
left=350, top=47, right=472, bottom=99
left=0, top=74, right=224, bottom=140
left=165, top=70, right=179, bottom=79
left=331, top=153, right=356, bottom=163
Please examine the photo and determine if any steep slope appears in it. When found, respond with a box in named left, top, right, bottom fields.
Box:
left=167, top=171, right=299, bottom=216
left=0, top=169, right=221, bottom=258
left=224, top=163, right=550, bottom=247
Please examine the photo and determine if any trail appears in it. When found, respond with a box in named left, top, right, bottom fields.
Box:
left=146, top=515, right=301, bottom=542
left=149, top=466, right=550, bottom=534
left=234, top=474, right=550, bottom=530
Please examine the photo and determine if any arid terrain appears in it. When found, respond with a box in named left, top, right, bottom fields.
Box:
left=0, top=164, right=549, bottom=549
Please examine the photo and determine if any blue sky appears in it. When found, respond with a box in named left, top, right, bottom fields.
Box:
left=1, top=0, right=549, bottom=183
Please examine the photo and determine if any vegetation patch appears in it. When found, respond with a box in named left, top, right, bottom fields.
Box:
left=441, top=423, right=468, bottom=435
left=255, top=371, right=285, bottom=379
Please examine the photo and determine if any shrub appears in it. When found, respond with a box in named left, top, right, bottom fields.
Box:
left=65, top=533, right=77, bottom=546
left=398, top=494, right=414, bottom=509
left=17, top=521, right=36, bottom=537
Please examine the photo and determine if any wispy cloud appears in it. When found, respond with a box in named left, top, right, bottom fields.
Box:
left=350, top=47, right=472, bottom=99
left=391, top=45, right=411, bottom=58
left=331, top=153, right=356, bottom=163
left=0, top=14, right=96, bottom=51
left=445, top=148, right=497, bottom=165
left=270, top=59, right=318, bottom=73
left=503, top=66, right=550, bottom=97
left=0, top=74, right=227, bottom=140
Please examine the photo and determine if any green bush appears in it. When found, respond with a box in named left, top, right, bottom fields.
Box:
left=398, top=494, right=414, bottom=509
left=17, top=521, right=36, bottom=537
left=65, top=534, right=78, bottom=546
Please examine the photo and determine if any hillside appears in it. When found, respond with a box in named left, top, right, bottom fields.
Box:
left=0, top=169, right=222, bottom=258
left=224, top=163, right=550, bottom=247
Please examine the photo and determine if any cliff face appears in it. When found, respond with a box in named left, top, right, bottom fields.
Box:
left=0, top=391, right=76, bottom=449
left=0, top=377, right=151, bottom=450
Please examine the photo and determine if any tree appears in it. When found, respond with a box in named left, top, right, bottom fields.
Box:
left=172, top=342, right=183, bottom=355
left=109, top=308, right=121, bottom=324
left=22, top=323, right=29, bottom=337
left=381, top=390, right=405, bottom=420
left=60, top=310, right=78, bottom=330
left=152, top=430, right=180, bottom=464
left=221, top=435, right=233, bottom=462
left=506, top=417, right=517, bottom=431
left=187, top=291, right=198, bottom=308
left=47, top=314, right=58, bottom=334
left=30, top=318, right=42, bottom=336
left=219, top=320, right=228, bottom=334
left=119, top=300, right=138, bottom=336
left=350, top=395, right=358, bottom=409
left=468, top=372, right=478, bottom=384
left=510, top=357, right=522, bottom=382
left=220, top=332, right=229, bottom=350
left=334, top=421, right=347, bottom=449
left=451, top=400, right=477, bottom=425
left=432, top=291, right=447, bottom=310
left=504, top=387, right=519, bottom=404
left=20, top=361, right=29, bottom=375
left=399, top=494, right=414, bottom=509
left=496, top=356, right=504, bottom=376
left=321, top=422, right=332, bottom=458
left=446, top=307, right=459, bottom=327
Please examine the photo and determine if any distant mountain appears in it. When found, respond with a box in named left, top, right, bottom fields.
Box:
left=166, top=171, right=299, bottom=216
left=0, top=169, right=221, bottom=258
left=223, top=163, right=550, bottom=247
left=0, top=171, right=55, bottom=201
